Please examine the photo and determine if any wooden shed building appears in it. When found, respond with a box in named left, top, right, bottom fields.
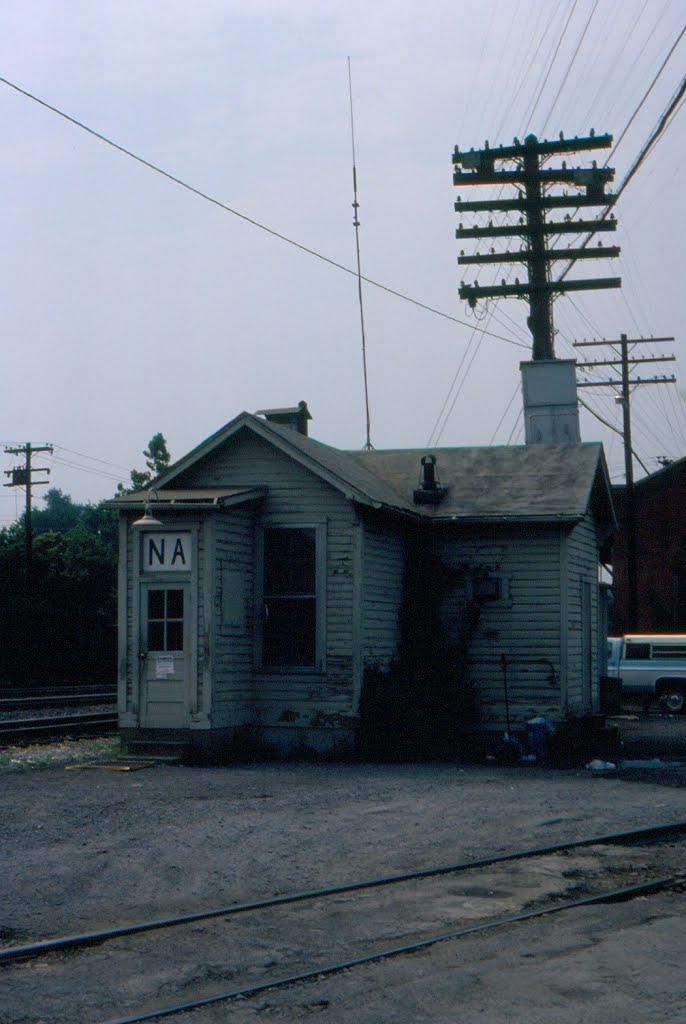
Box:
left=111, top=403, right=615, bottom=759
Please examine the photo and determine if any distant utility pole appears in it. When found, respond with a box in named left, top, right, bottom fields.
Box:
left=3, top=443, right=53, bottom=584
left=453, top=132, right=621, bottom=360
left=575, top=335, right=676, bottom=630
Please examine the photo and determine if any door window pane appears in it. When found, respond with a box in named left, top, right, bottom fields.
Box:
left=146, top=588, right=184, bottom=652
left=148, top=590, right=165, bottom=619
left=167, top=621, right=184, bottom=651
left=167, top=589, right=184, bottom=619
left=148, top=621, right=165, bottom=651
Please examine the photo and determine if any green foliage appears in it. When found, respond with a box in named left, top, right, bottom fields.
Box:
left=117, top=432, right=171, bottom=495
left=0, top=490, right=118, bottom=685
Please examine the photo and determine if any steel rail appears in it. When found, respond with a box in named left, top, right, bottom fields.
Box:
left=0, top=712, right=117, bottom=743
left=100, top=871, right=686, bottom=1024
left=0, top=685, right=116, bottom=699
left=0, top=693, right=116, bottom=712
left=3, top=818, right=686, bottom=965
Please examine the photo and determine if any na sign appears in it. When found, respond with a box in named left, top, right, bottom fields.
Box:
left=142, top=533, right=192, bottom=572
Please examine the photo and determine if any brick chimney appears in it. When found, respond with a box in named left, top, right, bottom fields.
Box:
left=256, top=400, right=312, bottom=436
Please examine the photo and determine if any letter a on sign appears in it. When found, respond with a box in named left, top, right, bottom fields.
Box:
left=143, top=533, right=192, bottom=572
left=171, top=538, right=186, bottom=566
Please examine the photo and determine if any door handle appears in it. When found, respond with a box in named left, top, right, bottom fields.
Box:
left=139, top=651, right=148, bottom=661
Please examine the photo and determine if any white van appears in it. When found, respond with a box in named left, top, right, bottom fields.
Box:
left=607, top=634, right=686, bottom=712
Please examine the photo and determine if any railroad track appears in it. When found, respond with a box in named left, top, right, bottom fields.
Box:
left=0, top=711, right=118, bottom=744
left=3, top=820, right=686, bottom=1024
left=0, top=686, right=116, bottom=713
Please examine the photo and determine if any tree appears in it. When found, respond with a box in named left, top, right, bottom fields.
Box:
left=118, top=433, right=171, bottom=495
left=30, top=488, right=83, bottom=535
left=0, top=494, right=119, bottom=685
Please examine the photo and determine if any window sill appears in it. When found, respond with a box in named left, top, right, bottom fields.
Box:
left=256, top=666, right=327, bottom=677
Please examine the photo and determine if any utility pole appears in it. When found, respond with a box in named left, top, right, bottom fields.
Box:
left=4, top=442, right=53, bottom=588
left=574, top=336, right=676, bottom=630
left=453, top=132, right=621, bottom=360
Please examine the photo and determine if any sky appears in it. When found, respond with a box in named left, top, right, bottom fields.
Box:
left=0, top=0, right=684, bottom=521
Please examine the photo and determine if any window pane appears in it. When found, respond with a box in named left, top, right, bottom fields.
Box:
left=625, top=643, right=651, bottom=660
left=148, top=590, right=164, bottom=619
left=263, top=598, right=316, bottom=666
left=167, top=621, right=184, bottom=651
left=166, top=589, right=184, bottom=619
left=148, top=622, right=164, bottom=651
left=264, top=528, right=316, bottom=595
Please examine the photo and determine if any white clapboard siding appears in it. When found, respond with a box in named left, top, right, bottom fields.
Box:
left=564, top=513, right=600, bottom=710
left=435, top=523, right=565, bottom=729
left=175, top=431, right=359, bottom=731
left=210, top=508, right=256, bottom=728
left=359, top=514, right=405, bottom=673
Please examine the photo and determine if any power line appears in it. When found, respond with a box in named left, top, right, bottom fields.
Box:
left=539, top=0, right=600, bottom=137
left=522, top=0, right=579, bottom=133
left=557, top=67, right=686, bottom=283
left=606, top=19, right=686, bottom=164
left=52, top=444, right=131, bottom=473
left=0, top=74, right=519, bottom=350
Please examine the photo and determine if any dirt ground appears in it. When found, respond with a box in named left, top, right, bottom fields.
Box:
left=2, top=740, right=686, bottom=1023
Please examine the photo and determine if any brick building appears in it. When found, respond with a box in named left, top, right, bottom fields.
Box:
left=612, top=456, right=686, bottom=633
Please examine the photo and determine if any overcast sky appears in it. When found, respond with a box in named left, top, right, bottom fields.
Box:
left=0, top=0, right=684, bottom=519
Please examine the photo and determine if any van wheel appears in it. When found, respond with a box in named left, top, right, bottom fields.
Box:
left=659, top=687, right=686, bottom=714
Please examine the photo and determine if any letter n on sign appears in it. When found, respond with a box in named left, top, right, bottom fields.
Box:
left=143, top=533, right=192, bottom=572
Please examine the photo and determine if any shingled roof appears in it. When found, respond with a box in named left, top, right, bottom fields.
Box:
left=141, top=411, right=614, bottom=528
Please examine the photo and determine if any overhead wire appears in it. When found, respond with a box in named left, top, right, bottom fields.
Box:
left=538, top=0, right=600, bottom=137
left=433, top=0, right=580, bottom=445
left=522, top=0, right=579, bottom=133
left=0, top=74, right=518, bottom=350
left=494, top=0, right=564, bottom=141
left=605, top=18, right=686, bottom=164
left=557, top=62, right=686, bottom=284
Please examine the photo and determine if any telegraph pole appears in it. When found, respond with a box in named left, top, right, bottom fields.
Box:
left=4, top=442, right=53, bottom=588
left=574, top=336, right=676, bottom=630
left=453, top=132, right=621, bottom=360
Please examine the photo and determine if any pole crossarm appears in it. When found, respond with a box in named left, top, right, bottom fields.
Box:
left=458, top=245, right=620, bottom=266
left=452, top=132, right=612, bottom=165
left=453, top=131, right=619, bottom=360
left=456, top=218, right=617, bottom=240
left=577, top=376, right=677, bottom=388
left=460, top=277, right=621, bottom=304
left=577, top=355, right=675, bottom=369
left=453, top=168, right=615, bottom=189
left=573, top=336, right=675, bottom=347
left=455, top=194, right=618, bottom=214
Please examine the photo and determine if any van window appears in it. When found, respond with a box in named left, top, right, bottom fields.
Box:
left=658, top=645, right=686, bottom=659
left=625, top=643, right=651, bottom=660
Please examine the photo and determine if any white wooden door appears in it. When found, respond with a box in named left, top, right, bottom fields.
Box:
left=140, top=583, right=190, bottom=728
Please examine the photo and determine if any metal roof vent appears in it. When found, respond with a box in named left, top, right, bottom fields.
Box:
left=256, top=400, right=312, bottom=435
left=413, top=454, right=448, bottom=505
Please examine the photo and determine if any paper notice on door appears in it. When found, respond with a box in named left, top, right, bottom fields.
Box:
left=155, top=655, right=175, bottom=679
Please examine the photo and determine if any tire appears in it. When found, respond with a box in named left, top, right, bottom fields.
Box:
left=658, top=685, right=686, bottom=714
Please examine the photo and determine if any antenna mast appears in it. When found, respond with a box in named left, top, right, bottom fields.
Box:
left=348, top=57, right=373, bottom=450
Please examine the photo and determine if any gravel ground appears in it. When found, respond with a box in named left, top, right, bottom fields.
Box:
left=2, top=740, right=686, bottom=1023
